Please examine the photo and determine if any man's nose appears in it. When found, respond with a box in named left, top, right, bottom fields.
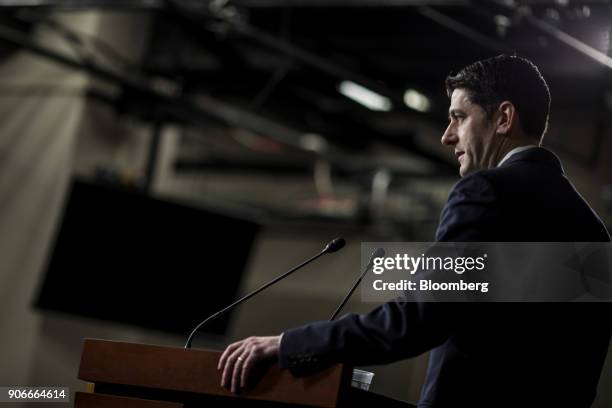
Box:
left=441, top=125, right=457, bottom=146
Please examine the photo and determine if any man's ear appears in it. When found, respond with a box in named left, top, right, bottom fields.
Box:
left=496, top=101, right=516, bottom=136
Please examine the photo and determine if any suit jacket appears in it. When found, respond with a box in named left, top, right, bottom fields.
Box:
left=278, top=148, right=612, bottom=407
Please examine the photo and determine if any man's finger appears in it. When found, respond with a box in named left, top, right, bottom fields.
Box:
left=240, top=351, right=258, bottom=388
left=231, top=353, right=246, bottom=393
left=221, top=348, right=243, bottom=388
left=218, top=341, right=242, bottom=371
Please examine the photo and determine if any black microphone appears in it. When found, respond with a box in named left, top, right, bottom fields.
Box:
left=184, top=237, right=346, bottom=348
left=324, top=237, right=346, bottom=253
left=329, top=248, right=385, bottom=321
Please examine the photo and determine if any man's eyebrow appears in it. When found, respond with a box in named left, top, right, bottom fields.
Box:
left=448, top=109, right=465, bottom=119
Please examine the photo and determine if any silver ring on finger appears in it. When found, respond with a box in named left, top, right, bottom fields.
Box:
left=237, top=356, right=245, bottom=362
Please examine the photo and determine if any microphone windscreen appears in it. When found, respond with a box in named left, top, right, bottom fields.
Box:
left=325, top=237, right=346, bottom=253
left=371, top=248, right=386, bottom=259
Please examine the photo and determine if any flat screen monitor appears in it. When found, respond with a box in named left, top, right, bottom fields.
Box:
left=35, top=179, right=259, bottom=336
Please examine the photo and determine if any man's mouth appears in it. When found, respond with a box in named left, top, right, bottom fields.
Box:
left=455, top=151, right=465, bottom=162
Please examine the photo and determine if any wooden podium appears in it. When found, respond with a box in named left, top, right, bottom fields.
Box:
left=75, top=339, right=413, bottom=408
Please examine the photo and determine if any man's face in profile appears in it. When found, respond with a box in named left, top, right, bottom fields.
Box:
left=441, top=88, right=498, bottom=177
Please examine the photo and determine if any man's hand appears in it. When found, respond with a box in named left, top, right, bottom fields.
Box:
left=217, top=335, right=281, bottom=394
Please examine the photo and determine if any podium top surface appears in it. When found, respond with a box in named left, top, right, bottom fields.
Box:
left=79, top=339, right=351, bottom=408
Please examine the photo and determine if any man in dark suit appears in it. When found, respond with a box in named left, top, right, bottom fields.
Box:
left=218, top=55, right=611, bottom=407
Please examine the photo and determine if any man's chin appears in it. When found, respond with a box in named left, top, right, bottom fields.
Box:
left=459, top=164, right=475, bottom=178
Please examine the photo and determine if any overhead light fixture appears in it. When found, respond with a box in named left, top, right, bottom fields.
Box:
left=403, top=89, right=431, bottom=113
left=300, top=133, right=328, bottom=153
left=338, top=81, right=392, bottom=112
left=582, top=5, right=591, bottom=18
left=494, top=14, right=511, bottom=28
left=494, top=14, right=511, bottom=37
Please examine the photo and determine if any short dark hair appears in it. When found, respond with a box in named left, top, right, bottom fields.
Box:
left=445, top=55, right=551, bottom=142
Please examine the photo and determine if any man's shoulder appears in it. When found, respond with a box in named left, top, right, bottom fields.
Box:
left=440, top=150, right=611, bottom=242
